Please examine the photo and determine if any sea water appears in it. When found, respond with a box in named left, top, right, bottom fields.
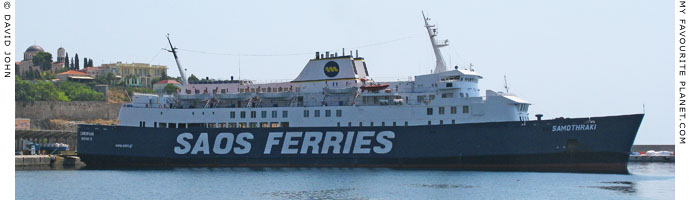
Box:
left=15, top=162, right=674, bottom=200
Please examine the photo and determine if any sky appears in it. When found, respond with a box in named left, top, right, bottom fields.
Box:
left=17, top=0, right=672, bottom=144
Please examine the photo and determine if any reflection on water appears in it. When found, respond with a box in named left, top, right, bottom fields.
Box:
left=587, top=181, right=636, bottom=194
left=15, top=162, right=674, bottom=200
left=262, top=188, right=364, bottom=200
left=407, top=183, right=475, bottom=189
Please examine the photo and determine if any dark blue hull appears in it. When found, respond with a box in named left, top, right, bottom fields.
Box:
left=77, top=114, right=643, bottom=174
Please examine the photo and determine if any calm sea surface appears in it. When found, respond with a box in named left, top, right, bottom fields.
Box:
left=15, top=162, right=674, bottom=200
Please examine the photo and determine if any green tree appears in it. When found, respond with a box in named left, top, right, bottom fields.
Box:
left=33, top=69, right=41, bottom=80
left=163, top=83, right=178, bottom=94
left=57, top=81, right=105, bottom=101
left=64, top=52, right=69, bottom=68
left=188, top=74, right=199, bottom=82
left=161, top=71, right=168, bottom=80
left=32, top=52, right=53, bottom=71
left=70, top=58, right=74, bottom=69
left=83, top=57, right=88, bottom=68
left=106, top=72, right=116, bottom=85
left=88, top=59, right=93, bottom=67
left=15, top=78, right=69, bottom=102
left=74, top=53, right=80, bottom=70
left=151, top=76, right=161, bottom=87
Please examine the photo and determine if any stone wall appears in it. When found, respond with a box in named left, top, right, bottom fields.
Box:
left=15, top=101, right=121, bottom=121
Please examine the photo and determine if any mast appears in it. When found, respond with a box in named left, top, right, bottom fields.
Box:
left=164, top=34, right=188, bottom=85
left=504, top=75, right=510, bottom=93
left=422, top=11, right=449, bottom=74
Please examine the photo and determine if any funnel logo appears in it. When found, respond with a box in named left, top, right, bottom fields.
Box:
left=324, top=61, right=339, bottom=77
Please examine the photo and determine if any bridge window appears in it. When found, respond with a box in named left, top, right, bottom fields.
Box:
left=325, top=110, right=331, bottom=117
left=261, top=111, right=267, bottom=118
left=427, top=108, right=433, bottom=115
left=249, top=122, right=258, bottom=128
left=451, top=106, right=457, bottom=114
left=283, top=110, right=288, bottom=118
left=272, top=111, right=278, bottom=118
left=463, top=106, right=470, bottom=114
left=260, top=122, right=269, bottom=128
left=417, top=95, right=425, bottom=103
left=271, top=122, right=279, bottom=128
left=228, top=123, right=237, bottom=128
left=336, top=110, right=342, bottom=117
left=238, top=123, right=247, bottom=128
left=439, top=107, right=445, bottom=115
left=251, top=111, right=257, bottom=118
left=315, top=110, right=320, bottom=117
left=230, top=111, right=236, bottom=118
left=240, top=111, right=246, bottom=118
left=304, top=110, right=309, bottom=117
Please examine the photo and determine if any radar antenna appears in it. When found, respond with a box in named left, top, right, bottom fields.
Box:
left=163, top=34, right=188, bottom=85
left=422, top=11, right=449, bottom=74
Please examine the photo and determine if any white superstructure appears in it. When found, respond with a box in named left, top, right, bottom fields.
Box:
left=118, top=13, right=531, bottom=129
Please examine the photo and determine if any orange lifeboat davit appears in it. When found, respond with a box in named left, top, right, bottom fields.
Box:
left=360, top=84, right=390, bottom=91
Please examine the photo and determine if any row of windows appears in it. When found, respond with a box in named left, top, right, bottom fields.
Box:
left=230, top=110, right=288, bottom=119
left=427, top=106, right=469, bottom=115
left=335, top=119, right=459, bottom=127
left=146, top=119, right=461, bottom=128
left=517, top=104, right=529, bottom=112
left=154, top=122, right=290, bottom=128
left=239, top=87, right=293, bottom=93
left=303, top=109, right=343, bottom=118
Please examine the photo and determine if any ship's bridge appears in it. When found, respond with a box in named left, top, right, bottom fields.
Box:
left=414, top=69, right=483, bottom=97
left=292, top=53, right=369, bottom=83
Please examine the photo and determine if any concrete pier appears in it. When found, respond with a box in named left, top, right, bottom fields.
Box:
left=629, top=155, right=675, bottom=162
left=15, top=155, right=53, bottom=166
left=15, top=155, right=86, bottom=169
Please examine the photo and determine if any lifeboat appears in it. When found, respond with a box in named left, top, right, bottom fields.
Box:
left=214, top=92, right=254, bottom=100
left=174, top=93, right=211, bottom=101
left=257, top=92, right=294, bottom=100
left=360, top=84, right=389, bottom=91
left=324, top=87, right=358, bottom=94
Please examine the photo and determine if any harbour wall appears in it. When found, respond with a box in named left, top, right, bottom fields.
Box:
left=15, top=101, right=120, bottom=122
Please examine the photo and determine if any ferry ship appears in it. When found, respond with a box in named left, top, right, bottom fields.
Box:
left=77, top=13, right=643, bottom=173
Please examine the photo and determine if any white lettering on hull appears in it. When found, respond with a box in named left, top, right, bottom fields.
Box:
left=174, top=131, right=395, bottom=155
left=551, top=124, right=597, bottom=132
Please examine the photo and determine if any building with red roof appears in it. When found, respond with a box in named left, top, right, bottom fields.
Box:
left=153, top=80, right=182, bottom=94
left=56, top=70, right=94, bottom=82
